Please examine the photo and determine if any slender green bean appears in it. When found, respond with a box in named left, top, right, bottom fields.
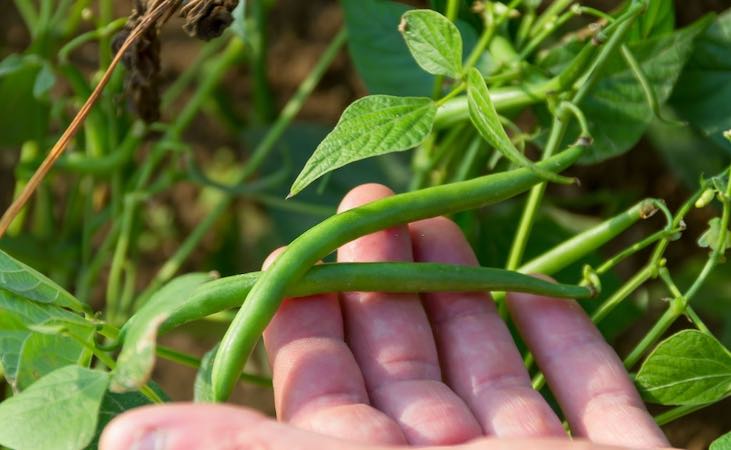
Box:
left=519, top=199, right=664, bottom=275
left=123, top=261, right=593, bottom=338
left=209, top=145, right=585, bottom=401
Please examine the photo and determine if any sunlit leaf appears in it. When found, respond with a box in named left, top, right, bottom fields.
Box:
left=399, top=9, right=462, bottom=78
left=711, top=430, right=731, bottom=450
left=289, top=95, right=436, bottom=196
left=0, top=365, right=109, bottom=450
left=0, top=248, right=86, bottom=312
left=636, top=330, right=731, bottom=405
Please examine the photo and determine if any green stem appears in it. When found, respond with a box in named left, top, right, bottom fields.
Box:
left=530, top=0, right=573, bottom=38
left=625, top=166, right=731, bottom=369
left=156, top=345, right=272, bottom=387
left=13, top=0, right=38, bottom=34
left=505, top=114, right=567, bottom=271
left=654, top=403, right=711, bottom=426
left=463, top=0, right=522, bottom=72
left=624, top=306, right=679, bottom=369
left=572, top=3, right=645, bottom=105
left=106, top=194, right=142, bottom=325
left=591, top=263, right=655, bottom=324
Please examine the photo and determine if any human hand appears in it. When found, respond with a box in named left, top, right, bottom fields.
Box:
left=101, top=184, right=671, bottom=450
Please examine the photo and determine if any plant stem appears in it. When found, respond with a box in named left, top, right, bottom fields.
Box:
left=591, top=263, right=655, bottom=324
left=13, top=0, right=39, bottom=36
left=463, top=0, right=522, bottom=72
left=156, top=345, right=272, bottom=387
left=654, top=403, right=711, bottom=426
left=505, top=114, right=567, bottom=271
left=624, top=165, right=731, bottom=369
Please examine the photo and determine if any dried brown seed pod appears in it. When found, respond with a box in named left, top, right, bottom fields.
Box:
left=181, top=0, right=239, bottom=41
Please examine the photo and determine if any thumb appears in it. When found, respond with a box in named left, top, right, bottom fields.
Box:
left=100, top=403, right=366, bottom=450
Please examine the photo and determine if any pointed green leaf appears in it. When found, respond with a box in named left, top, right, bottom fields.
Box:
left=0, top=365, right=110, bottom=450
left=711, top=430, right=731, bottom=450
left=113, top=273, right=216, bottom=392
left=342, top=0, right=477, bottom=96
left=399, top=9, right=462, bottom=78
left=635, top=330, right=731, bottom=405
left=0, top=290, right=94, bottom=391
left=466, top=68, right=572, bottom=184
left=671, top=10, right=731, bottom=152
left=0, top=248, right=86, bottom=312
left=289, top=95, right=436, bottom=196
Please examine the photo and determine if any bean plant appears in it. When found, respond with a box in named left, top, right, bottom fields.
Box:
left=0, top=0, right=730, bottom=448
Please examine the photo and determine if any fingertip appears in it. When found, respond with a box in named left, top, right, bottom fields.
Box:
left=100, top=404, right=271, bottom=450
left=263, top=246, right=288, bottom=270
left=409, top=217, right=479, bottom=266
left=337, top=183, right=394, bottom=213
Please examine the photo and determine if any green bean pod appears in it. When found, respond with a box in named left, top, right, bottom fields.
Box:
left=129, top=262, right=593, bottom=337
left=210, top=145, right=585, bottom=401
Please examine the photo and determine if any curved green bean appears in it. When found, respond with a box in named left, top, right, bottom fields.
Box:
left=210, top=145, right=585, bottom=401
left=124, top=262, right=593, bottom=338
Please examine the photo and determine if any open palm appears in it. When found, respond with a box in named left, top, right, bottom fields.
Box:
left=102, top=184, right=670, bottom=450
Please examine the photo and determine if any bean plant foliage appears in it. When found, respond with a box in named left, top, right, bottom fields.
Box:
left=0, top=0, right=730, bottom=449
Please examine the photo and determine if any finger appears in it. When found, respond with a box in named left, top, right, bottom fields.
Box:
left=337, top=184, right=481, bottom=446
left=100, top=404, right=363, bottom=450
left=262, top=249, right=406, bottom=445
left=100, top=404, right=661, bottom=450
left=507, top=290, right=669, bottom=448
left=410, top=217, right=564, bottom=438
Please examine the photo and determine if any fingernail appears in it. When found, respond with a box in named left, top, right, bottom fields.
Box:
left=131, top=430, right=168, bottom=450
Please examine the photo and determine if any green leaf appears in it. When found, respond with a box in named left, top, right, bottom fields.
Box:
left=16, top=332, right=90, bottom=391
left=635, top=330, right=731, bottom=405
left=0, top=290, right=93, bottom=391
left=576, top=16, right=712, bottom=163
left=342, top=0, right=476, bottom=96
left=0, top=365, right=110, bottom=450
left=289, top=95, right=436, bottom=196
left=342, top=0, right=433, bottom=96
left=194, top=345, right=218, bottom=403
left=112, top=273, right=216, bottom=392
left=628, top=0, right=675, bottom=40
left=698, top=217, right=731, bottom=253
left=0, top=248, right=86, bottom=312
left=711, top=430, right=731, bottom=450
left=466, top=68, right=571, bottom=184
left=670, top=11, right=731, bottom=153
left=399, top=9, right=462, bottom=78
